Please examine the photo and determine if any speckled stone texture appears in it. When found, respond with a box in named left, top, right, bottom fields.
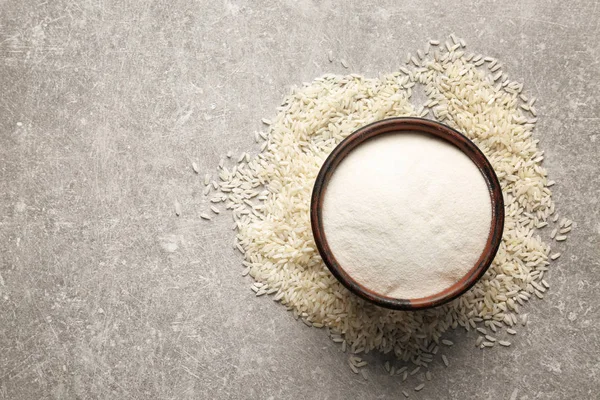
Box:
left=1, top=1, right=599, bottom=399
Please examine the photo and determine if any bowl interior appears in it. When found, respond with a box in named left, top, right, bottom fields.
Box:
left=310, top=117, right=504, bottom=310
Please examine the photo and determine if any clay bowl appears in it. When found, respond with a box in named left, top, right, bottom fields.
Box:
left=310, top=117, right=504, bottom=310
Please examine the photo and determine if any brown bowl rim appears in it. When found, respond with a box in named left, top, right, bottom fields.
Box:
left=310, top=117, right=505, bottom=310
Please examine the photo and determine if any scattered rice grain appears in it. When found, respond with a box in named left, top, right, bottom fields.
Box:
left=542, top=279, right=550, bottom=289
left=360, top=369, right=368, bottom=380
left=559, top=226, right=571, bottom=234
left=521, top=315, right=528, bottom=326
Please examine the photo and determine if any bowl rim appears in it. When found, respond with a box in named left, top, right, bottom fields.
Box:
left=310, top=117, right=505, bottom=310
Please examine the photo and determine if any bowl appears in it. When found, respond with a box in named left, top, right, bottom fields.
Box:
left=310, top=117, right=504, bottom=310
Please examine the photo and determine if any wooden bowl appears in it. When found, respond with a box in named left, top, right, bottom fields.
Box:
left=310, top=117, right=504, bottom=310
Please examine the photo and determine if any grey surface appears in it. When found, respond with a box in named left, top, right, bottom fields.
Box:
left=1, top=1, right=599, bottom=399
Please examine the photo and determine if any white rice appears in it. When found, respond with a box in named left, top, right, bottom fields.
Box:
left=553, top=213, right=560, bottom=222
left=542, top=279, right=550, bottom=288
left=202, top=35, right=569, bottom=378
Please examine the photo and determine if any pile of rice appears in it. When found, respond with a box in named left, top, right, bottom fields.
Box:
left=198, top=36, right=572, bottom=382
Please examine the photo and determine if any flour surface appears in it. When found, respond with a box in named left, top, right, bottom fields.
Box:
left=322, top=132, right=493, bottom=299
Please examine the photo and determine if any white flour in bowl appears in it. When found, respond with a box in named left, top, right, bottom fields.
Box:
left=322, top=132, right=493, bottom=299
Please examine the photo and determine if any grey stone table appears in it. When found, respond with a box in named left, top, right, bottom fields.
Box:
left=1, top=1, right=599, bottom=399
